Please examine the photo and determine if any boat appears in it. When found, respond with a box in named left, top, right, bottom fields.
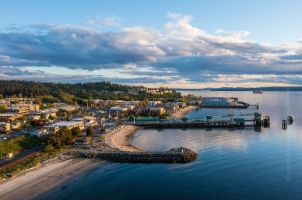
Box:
left=200, top=97, right=250, bottom=108
left=253, top=90, right=263, bottom=94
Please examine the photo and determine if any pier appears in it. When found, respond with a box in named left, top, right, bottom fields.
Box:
left=129, top=112, right=270, bottom=128
left=77, top=147, right=198, bottom=163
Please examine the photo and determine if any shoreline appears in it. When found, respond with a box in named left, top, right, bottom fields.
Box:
left=0, top=158, right=102, bottom=200
left=172, top=105, right=198, bottom=118
left=105, top=125, right=145, bottom=152
left=0, top=106, right=197, bottom=199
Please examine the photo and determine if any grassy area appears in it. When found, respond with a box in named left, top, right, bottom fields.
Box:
left=0, top=146, right=64, bottom=180
left=0, top=135, right=50, bottom=160
left=0, top=152, right=56, bottom=179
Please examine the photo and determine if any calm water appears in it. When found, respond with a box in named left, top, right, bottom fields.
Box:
left=49, top=91, right=302, bottom=200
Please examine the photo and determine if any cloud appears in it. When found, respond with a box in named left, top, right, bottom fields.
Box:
left=297, top=39, right=302, bottom=43
left=215, top=29, right=249, bottom=39
left=82, top=16, right=121, bottom=26
left=0, top=13, right=302, bottom=86
left=167, top=12, right=184, bottom=19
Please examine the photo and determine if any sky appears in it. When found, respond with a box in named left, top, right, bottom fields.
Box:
left=1, top=0, right=302, bottom=88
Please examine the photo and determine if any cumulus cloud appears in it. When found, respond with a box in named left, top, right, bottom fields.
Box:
left=82, top=16, right=121, bottom=26
left=0, top=13, right=302, bottom=86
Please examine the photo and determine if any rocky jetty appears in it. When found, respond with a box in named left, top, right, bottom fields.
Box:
left=78, top=147, right=198, bottom=163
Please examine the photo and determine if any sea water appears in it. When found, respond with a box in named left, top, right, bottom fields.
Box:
left=48, top=91, right=302, bottom=200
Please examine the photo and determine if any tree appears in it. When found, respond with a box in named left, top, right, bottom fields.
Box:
left=86, top=126, right=95, bottom=137
left=66, top=113, right=73, bottom=121
left=44, top=145, right=55, bottom=152
left=49, top=115, right=55, bottom=120
left=0, top=104, right=8, bottom=113
left=71, top=127, right=81, bottom=137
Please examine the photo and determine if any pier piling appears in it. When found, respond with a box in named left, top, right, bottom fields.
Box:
left=282, top=120, right=287, bottom=130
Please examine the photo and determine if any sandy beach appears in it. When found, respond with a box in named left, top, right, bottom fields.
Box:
left=173, top=105, right=198, bottom=118
left=0, top=159, right=102, bottom=200
left=105, top=125, right=145, bottom=152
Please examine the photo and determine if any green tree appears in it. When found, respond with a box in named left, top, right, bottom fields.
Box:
left=71, top=127, right=81, bottom=137
left=66, top=113, right=73, bottom=121
left=44, top=144, right=55, bottom=152
left=49, top=115, right=55, bottom=120
left=86, top=126, right=95, bottom=137
left=0, top=104, right=8, bottom=113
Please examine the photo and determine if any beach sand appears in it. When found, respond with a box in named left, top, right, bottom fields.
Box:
left=173, top=105, right=198, bottom=118
left=0, top=159, right=102, bottom=200
left=105, top=125, right=145, bottom=152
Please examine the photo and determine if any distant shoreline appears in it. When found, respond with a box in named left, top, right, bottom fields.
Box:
left=174, top=87, right=302, bottom=91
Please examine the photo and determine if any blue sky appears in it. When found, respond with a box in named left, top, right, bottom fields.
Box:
left=1, top=0, right=302, bottom=88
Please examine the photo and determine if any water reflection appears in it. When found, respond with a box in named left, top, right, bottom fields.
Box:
left=132, top=127, right=253, bottom=152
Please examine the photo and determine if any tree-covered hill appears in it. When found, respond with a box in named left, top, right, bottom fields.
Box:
left=0, top=80, right=181, bottom=104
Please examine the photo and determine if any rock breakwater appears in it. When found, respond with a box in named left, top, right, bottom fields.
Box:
left=78, top=147, right=198, bottom=163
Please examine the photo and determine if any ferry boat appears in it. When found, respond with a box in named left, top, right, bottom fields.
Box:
left=200, top=97, right=250, bottom=108
left=253, top=90, right=263, bottom=94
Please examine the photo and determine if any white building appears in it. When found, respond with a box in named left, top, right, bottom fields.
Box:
left=45, top=120, right=84, bottom=134
left=31, top=129, right=48, bottom=137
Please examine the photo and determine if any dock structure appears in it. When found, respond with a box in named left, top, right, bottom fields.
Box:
left=129, top=112, right=270, bottom=128
left=77, top=147, right=198, bottom=163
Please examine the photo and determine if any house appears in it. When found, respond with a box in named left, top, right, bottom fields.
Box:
left=177, top=102, right=186, bottom=107
left=7, top=104, right=40, bottom=114
left=30, top=129, right=48, bottom=137
left=28, top=115, right=41, bottom=120
left=10, top=122, right=21, bottom=130
left=148, top=101, right=162, bottom=107
left=0, top=113, right=21, bottom=122
left=44, top=120, right=84, bottom=134
left=0, top=122, right=10, bottom=133
left=84, top=120, right=98, bottom=127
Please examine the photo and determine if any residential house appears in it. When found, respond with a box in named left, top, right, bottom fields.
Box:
left=0, top=122, right=10, bottom=133
left=0, top=113, right=21, bottom=122
left=30, top=129, right=48, bottom=137
left=44, top=120, right=84, bottom=134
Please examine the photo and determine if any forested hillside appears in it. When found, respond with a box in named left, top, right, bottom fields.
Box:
left=0, top=80, right=181, bottom=104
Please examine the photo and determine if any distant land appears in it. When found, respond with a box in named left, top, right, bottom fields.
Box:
left=173, top=87, right=302, bottom=91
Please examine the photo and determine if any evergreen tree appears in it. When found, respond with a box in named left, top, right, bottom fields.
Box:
left=71, top=127, right=81, bottom=137
left=86, top=126, right=95, bottom=137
